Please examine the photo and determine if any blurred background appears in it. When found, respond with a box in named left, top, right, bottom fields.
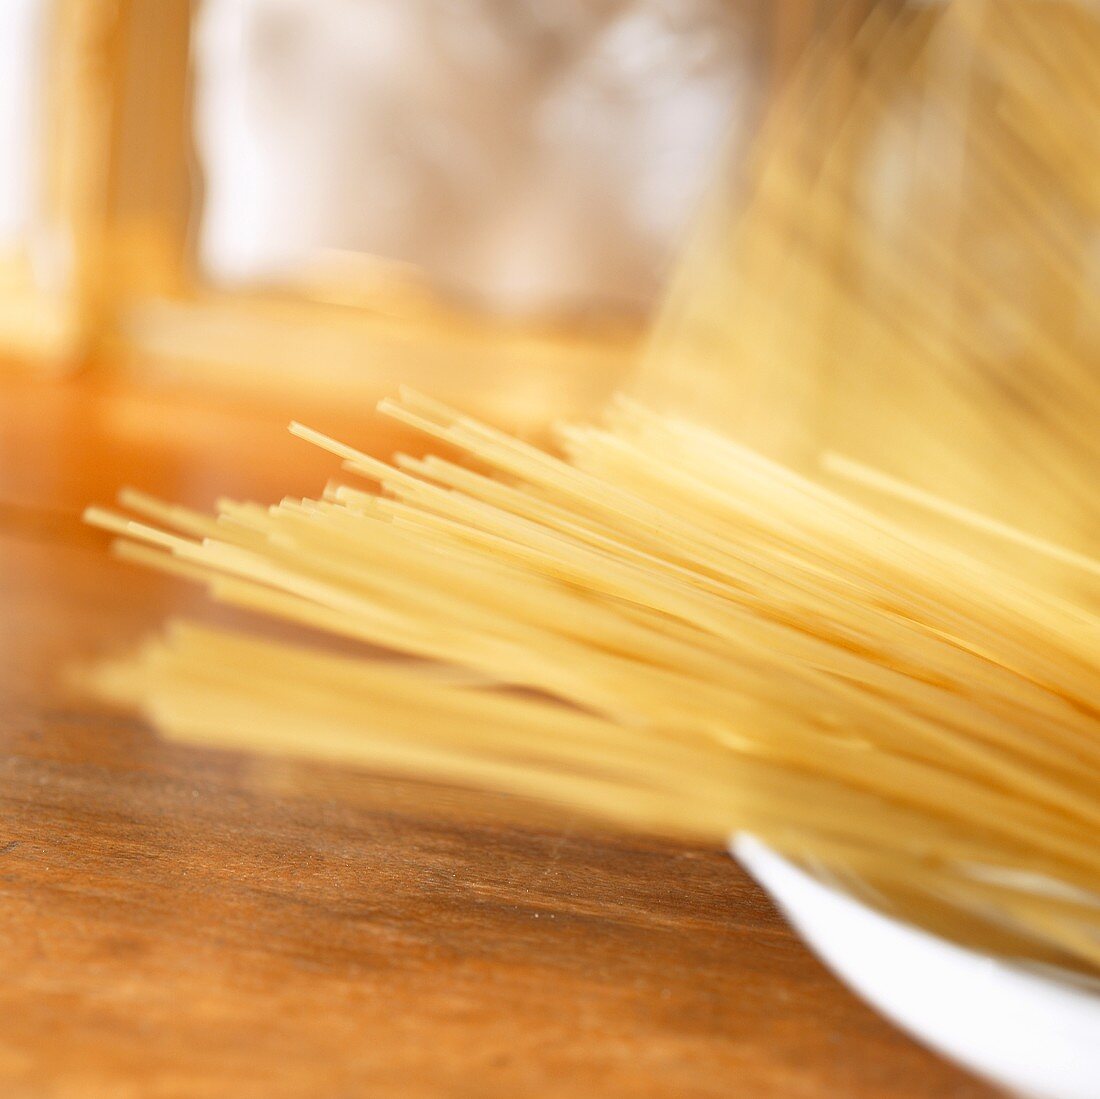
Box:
left=0, top=0, right=861, bottom=430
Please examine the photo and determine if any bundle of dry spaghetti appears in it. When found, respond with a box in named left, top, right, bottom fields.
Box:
left=639, top=0, right=1100, bottom=595
left=84, top=387, right=1100, bottom=974
left=83, top=0, right=1100, bottom=978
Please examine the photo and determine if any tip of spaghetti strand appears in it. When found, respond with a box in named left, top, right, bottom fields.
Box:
left=289, top=422, right=372, bottom=464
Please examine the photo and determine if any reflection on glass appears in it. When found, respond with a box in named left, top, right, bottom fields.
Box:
left=0, top=0, right=48, bottom=268
left=192, top=0, right=751, bottom=319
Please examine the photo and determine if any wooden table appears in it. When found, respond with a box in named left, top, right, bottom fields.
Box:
left=0, top=373, right=996, bottom=1098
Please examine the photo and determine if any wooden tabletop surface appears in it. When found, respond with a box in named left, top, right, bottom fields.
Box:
left=0, top=372, right=996, bottom=1098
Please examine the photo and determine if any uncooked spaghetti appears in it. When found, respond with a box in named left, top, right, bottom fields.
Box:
left=83, top=389, right=1100, bottom=975
left=81, top=0, right=1100, bottom=980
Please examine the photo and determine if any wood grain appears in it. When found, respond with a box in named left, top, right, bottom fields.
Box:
left=0, top=373, right=997, bottom=1098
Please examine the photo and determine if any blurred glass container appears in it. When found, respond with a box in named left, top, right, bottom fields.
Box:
left=0, top=1, right=851, bottom=428
left=192, top=0, right=752, bottom=321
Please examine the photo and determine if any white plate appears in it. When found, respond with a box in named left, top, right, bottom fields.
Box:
left=733, top=836, right=1100, bottom=1099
